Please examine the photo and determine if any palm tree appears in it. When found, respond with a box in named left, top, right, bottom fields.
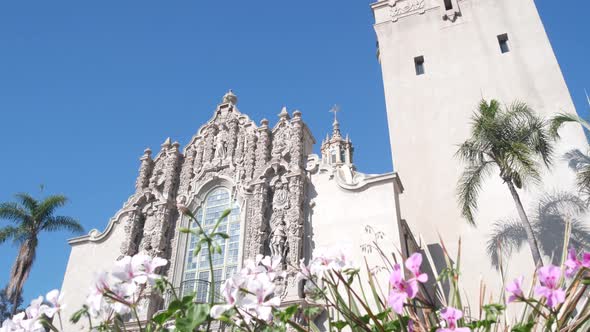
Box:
left=456, top=99, right=554, bottom=266
left=0, top=193, right=83, bottom=312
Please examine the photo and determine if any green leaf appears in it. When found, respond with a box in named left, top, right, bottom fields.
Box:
left=70, top=305, right=89, bottom=324
left=511, top=321, right=535, bottom=332
left=175, top=303, right=209, bottom=331
left=151, top=311, right=172, bottom=325
left=213, top=232, right=230, bottom=239
left=331, top=321, right=348, bottom=330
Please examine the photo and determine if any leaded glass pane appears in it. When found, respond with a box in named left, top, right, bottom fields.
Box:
left=181, top=187, right=241, bottom=303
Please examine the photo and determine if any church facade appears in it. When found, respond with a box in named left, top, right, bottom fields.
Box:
left=60, top=0, right=589, bottom=328
left=60, top=91, right=407, bottom=330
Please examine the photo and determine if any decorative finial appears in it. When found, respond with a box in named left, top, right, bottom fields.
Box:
left=222, top=89, right=238, bottom=105
left=161, top=137, right=171, bottom=148
left=329, top=105, right=342, bottom=138
left=260, top=118, right=269, bottom=127
left=143, top=148, right=152, bottom=156
left=278, top=106, right=290, bottom=120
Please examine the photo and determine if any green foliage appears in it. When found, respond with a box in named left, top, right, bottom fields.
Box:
left=0, top=192, right=82, bottom=311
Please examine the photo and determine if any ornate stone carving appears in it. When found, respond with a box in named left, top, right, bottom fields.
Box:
left=135, top=148, right=153, bottom=191
left=244, top=183, right=269, bottom=258
left=120, top=91, right=315, bottom=314
left=119, top=205, right=144, bottom=257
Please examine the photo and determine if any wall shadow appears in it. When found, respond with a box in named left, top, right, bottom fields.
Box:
left=487, top=191, right=590, bottom=269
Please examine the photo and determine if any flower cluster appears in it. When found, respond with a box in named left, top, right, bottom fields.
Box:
left=86, top=254, right=167, bottom=317
left=387, top=253, right=428, bottom=314
left=505, top=263, right=567, bottom=309
left=211, top=255, right=283, bottom=324
left=437, top=307, right=470, bottom=332
left=565, top=247, right=590, bottom=278
left=1, top=290, right=64, bottom=332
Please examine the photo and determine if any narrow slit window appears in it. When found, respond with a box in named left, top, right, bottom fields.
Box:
left=443, top=0, right=453, bottom=10
left=414, top=56, right=425, bottom=75
left=498, top=34, right=510, bottom=53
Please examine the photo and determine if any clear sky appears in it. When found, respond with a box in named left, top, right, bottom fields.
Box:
left=0, top=1, right=588, bottom=304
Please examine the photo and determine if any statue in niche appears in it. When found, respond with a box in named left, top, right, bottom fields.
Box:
left=149, top=170, right=165, bottom=193
left=139, top=205, right=157, bottom=255
left=272, top=181, right=289, bottom=211
left=214, top=130, right=228, bottom=160
left=270, top=213, right=287, bottom=262
left=272, top=130, right=292, bottom=161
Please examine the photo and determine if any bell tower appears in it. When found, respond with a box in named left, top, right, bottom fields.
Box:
left=371, top=0, right=588, bottom=301
left=320, top=105, right=354, bottom=168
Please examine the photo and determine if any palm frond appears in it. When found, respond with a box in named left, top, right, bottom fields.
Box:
left=42, top=216, right=84, bottom=234
left=0, top=226, right=24, bottom=245
left=455, top=140, right=488, bottom=165
left=525, top=115, right=554, bottom=167
left=35, top=195, right=68, bottom=222
left=14, top=193, right=38, bottom=214
left=457, top=161, right=494, bottom=225
left=550, top=113, right=590, bottom=138
left=505, top=142, right=541, bottom=187
left=0, top=203, right=30, bottom=224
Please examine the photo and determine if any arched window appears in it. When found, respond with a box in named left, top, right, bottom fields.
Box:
left=181, top=187, right=241, bottom=302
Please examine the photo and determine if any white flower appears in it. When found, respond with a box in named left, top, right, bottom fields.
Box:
left=112, top=255, right=147, bottom=284
left=137, top=256, right=168, bottom=284
left=260, top=256, right=285, bottom=281
left=87, top=271, right=110, bottom=315
left=241, top=273, right=281, bottom=323
left=44, top=289, right=65, bottom=318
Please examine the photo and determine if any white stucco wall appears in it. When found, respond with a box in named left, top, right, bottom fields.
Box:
left=372, top=0, right=589, bottom=303
left=60, top=216, right=129, bottom=331
left=307, top=169, right=403, bottom=285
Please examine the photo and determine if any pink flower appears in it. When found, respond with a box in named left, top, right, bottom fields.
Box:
left=565, top=248, right=590, bottom=278
left=505, top=276, right=524, bottom=303
left=535, top=265, right=565, bottom=308
left=405, top=253, right=428, bottom=283
left=565, top=248, right=582, bottom=278
left=387, top=253, right=428, bottom=314
left=387, top=264, right=417, bottom=314
left=437, top=307, right=470, bottom=332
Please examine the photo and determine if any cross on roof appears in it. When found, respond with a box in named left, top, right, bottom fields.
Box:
left=329, top=104, right=340, bottom=122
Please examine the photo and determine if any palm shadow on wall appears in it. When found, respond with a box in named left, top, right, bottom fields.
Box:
left=487, top=191, right=590, bottom=269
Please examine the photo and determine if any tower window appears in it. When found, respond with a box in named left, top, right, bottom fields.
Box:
left=414, top=56, right=425, bottom=75
left=443, top=0, right=453, bottom=10
left=498, top=34, right=510, bottom=53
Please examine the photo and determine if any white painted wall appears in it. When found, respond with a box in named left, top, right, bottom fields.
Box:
left=60, top=217, right=128, bottom=331
left=307, top=169, right=403, bottom=287
left=372, top=0, right=588, bottom=304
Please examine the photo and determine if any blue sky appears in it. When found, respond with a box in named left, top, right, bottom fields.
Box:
left=0, top=1, right=588, bottom=304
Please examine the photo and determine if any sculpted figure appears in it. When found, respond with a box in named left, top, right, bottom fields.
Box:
left=214, top=130, right=228, bottom=160
left=270, top=220, right=287, bottom=260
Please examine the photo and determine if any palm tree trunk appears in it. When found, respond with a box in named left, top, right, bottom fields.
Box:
left=7, top=239, right=37, bottom=314
left=506, top=181, right=544, bottom=267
